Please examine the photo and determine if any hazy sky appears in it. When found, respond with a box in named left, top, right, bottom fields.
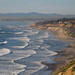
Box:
left=0, top=0, right=75, bottom=14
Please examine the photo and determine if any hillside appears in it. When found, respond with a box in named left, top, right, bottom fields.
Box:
left=53, top=60, right=75, bottom=75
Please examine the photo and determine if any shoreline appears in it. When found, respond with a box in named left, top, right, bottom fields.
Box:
left=31, top=23, right=75, bottom=75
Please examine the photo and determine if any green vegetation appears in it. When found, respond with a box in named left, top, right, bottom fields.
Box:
left=72, top=66, right=75, bottom=72
left=60, top=60, right=75, bottom=72
left=53, top=60, right=75, bottom=75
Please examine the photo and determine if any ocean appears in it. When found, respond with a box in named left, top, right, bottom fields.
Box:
left=0, top=20, right=68, bottom=75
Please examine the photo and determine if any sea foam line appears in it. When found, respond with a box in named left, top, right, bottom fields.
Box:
left=0, top=48, right=10, bottom=56
left=0, top=41, right=8, bottom=45
left=0, top=49, right=36, bottom=75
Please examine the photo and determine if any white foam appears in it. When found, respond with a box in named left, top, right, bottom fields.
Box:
left=0, top=41, right=8, bottom=45
left=0, top=50, right=36, bottom=62
left=0, top=48, right=10, bottom=56
left=9, top=37, right=30, bottom=42
left=22, top=61, right=45, bottom=75
left=12, top=42, right=28, bottom=49
left=49, top=50, right=58, bottom=56
left=13, top=50, right=36, bottom=54
left=8, top=37, right=30, bottom=49
left=37, top=49, right=58, bottom=57
left=23, top=30, right=39, bottom=36
left=13, top=50, right=36, bottom=60
left=0, top=62, right=26, bottom=75
left=14, top=32, right=24, bottom=35
left=38, top=32, right=49, bottom=39
left=0, top=49, right=36, bottom=75
left=29, top=45, right=40, bottom=49
left=22, top=50, right=57, bottom=75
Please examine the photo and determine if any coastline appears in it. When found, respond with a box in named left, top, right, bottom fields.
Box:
left=51, top=41, right=75, bottom=75
left=30, top=22, right=75, bottom=75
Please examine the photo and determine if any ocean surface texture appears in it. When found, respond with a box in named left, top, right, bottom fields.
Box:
left=0, top=21, right=68, bottom=75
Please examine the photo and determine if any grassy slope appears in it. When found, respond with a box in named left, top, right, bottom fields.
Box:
left=53, top=60, right=75, bottom=75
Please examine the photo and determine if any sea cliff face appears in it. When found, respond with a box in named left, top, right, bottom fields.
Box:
left=54, top=60, right=75, bottom=75
left=57, top=66, right=75, bottom=75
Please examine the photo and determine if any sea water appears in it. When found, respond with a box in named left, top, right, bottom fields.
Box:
left=0, top=21, right=68, bottom=75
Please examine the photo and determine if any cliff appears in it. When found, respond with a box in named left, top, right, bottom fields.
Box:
left=53, top=60, right=75, bottom=75
left=31, top=18, right=75, bottom=38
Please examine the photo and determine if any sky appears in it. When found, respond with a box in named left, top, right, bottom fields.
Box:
left=0, top=0, right=75, bottom=14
